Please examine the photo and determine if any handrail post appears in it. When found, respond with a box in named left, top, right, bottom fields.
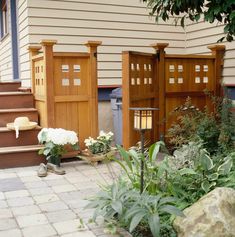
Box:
left=151, top=43, right=169, bottom=140
left=40, top=40, right=57, bottom=127
left=208, top=45, right=225, bottom=96
left=85, top=41, right=102, bottom=138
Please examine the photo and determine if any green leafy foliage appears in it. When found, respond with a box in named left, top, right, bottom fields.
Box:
left=86, top=181, right=182, bottom=237
left=167, top=96, right=235, bottom=155
left=142, top=0, right=235, bottom=42
left=86, top=92, right=234, bottom=236
left=114, top=141, right=167, bottom=194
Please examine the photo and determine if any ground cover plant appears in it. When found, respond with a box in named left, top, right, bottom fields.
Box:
left=86, top=96, right=235, bottom=237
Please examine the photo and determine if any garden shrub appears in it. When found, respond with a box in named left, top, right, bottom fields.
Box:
left=167, top=95, right=235, bottom=155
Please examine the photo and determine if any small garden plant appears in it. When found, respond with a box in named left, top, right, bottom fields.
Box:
left=86, top=95, right=235, bottom=237
left=84, top=131, right=113, bottom=154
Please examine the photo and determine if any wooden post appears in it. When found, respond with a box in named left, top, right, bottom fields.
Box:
left=208, top=45, right=225, bottom=96
left=40, top=40, right=57, bottom=127
left=122, top=51, right=131, bottom=149
left=85, top=41, right=102, bottom=138
left=28, top=46, right=41, bottom=94
left=151, top=43, right=169, bottom=140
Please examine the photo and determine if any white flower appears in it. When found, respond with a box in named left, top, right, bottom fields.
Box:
left=38, top=128, right=78, bottom=145
left=99, top=130, right=106, bottom=137
left=84, top=137, right=97, bottom=146
left=97, top=130, right=113, bottom=140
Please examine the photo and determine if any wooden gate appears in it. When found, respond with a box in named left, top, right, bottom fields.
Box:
left=122, top=44, right=225, bottom=148
left=29, top=40, right=101, bottom=149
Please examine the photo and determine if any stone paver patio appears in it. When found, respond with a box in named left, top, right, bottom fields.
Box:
left=0, top=160, right=130, bottom=237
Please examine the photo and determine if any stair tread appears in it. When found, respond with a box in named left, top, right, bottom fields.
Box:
left=0, top=126, right=41, bottom=132
left=0, top=91, right=32, bottom=95
left=0, top=81, right=21, bottom=85
left=0, top=145, right=44, bottom=154
left=0, top=108, right=37, bottom=113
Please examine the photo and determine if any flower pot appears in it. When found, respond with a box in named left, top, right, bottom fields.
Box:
left=47, top=156, right=61, bottom=166
left=79, top=148, right=116, bottom=165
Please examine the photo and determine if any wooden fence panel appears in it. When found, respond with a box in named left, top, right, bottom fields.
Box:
left=122, top=44, right=225, bottom=148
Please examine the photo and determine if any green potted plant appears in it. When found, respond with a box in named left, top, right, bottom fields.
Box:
left=38, top=128, right=79, bottom=166
left=81, top=131, right=115, bottom=164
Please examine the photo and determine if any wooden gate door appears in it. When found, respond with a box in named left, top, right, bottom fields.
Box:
left=29, top=40, right=101, bottom=149
left=122, top=51, right=159, bottom=149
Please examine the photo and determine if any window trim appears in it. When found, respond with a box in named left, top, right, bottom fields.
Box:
left=1, top=0, right=8, bottom=38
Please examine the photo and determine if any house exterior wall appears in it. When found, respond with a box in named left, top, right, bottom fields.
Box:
left=0, top=0, right=13, bottom=81
left=18, top=0, right=186, bottom=87
left=18, top=0, right=30, bottom=85
left=185, top=21, right=235, bottom=85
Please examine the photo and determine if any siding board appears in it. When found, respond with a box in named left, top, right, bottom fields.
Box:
left=186, top=20, right=235, bottom=85
left=17, top=0, right=185, bottom=86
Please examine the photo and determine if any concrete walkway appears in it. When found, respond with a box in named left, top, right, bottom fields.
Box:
left=0, top=160, right=130, bottom=237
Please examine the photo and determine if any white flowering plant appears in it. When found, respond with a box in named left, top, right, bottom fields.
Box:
left=84, top=131, right=113, bottom=155
left=38, top=128, right=79, bottom=165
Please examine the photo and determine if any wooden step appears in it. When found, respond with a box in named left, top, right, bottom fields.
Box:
left=0, top=126, right=41, bottom=147
left=0, top=144, right=79, bottom=169
left=0, top=108, right=38, bottom=126
left=0, top=81, right=21, bottom=92
left=0, top=92, right=34, bottom=109
left=0, top=145, right=45, bottom=169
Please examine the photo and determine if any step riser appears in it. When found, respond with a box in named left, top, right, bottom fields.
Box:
left=0, top=94, right=34, bottom=109
left=0, top=152, right=45, bottom=169
left=0, top=82, right=21, bottom=92
left=0, top=129, right=40, bottom=147
left=0, top=111, right=38, bottom=126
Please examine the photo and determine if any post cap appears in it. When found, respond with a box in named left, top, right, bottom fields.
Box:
left=207, top=44, right=226, bottom=51
left=40, top=40, right=57, bottom=46
left=85, top=41, right=102, bottom=47
left=28, top=45, right=41, bottom=51
left=151, top=43, right=169, bottom=51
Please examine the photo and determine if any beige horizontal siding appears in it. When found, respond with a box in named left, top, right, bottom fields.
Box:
left=18, top=0, right=31, bottom=87
left=17, top=0, right=185, bottom=86
left=186, top=20, right=235, bottom=86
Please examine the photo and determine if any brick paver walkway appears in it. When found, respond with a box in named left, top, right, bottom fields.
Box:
left=0, top=161, right=131, bottom=237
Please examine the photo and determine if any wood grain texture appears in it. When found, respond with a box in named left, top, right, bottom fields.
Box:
left=122, top=43, right=225, bottom=148
left=30, top=40, right=101, bottom=149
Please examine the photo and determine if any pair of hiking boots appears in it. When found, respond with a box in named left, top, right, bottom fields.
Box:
left=37, top=163, right=66, bottom=177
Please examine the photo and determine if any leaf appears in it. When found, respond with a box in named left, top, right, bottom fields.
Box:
left=38, top=149, right=44, bottom=155
left=200, top=153, right=214, bottom=171
left=148, top=213, right=160, bottom=237
left=43, top=148, right=51, bottom=156
left=159, top=196, right=176, bottom=206
left=201, top=180, right=216, bottom=193
left=207, top=173, right=219, bottom=181
left=229, top=11, right=235, bottom=21
left=149, top=142, right=162, bottom=162
left=180, top=16, right=185, bottom=27
left=159, top=204, right=184, bottom=217
left=179, top=168, right=197, bottom=176
left=218, top=158, right=233, bottom=176
left=116, top=145, right=133, bottom=171
left=149, top=141, right=165, bottom=163
left=111, top=200, right=123, bottom=215
left=129, top=212, right=146, bottom=233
